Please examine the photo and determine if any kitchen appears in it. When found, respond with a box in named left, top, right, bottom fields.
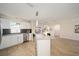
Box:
left=0, top=17, right=32, bottom=49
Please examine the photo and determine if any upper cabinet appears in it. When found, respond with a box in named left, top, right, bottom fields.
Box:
left=10, top=22, right=20, bottom=33
left=20, top=22, right=31, bottom=29
left=0, top=18, right=31, bottom=29
left=1, top=18, right=10, bottom=29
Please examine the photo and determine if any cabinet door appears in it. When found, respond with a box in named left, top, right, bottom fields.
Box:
left=20, top=22, right=30, bottom=29
left=17, top=34, right=23, bottom=43
left=36, top=39, right=51, bottom=56
left=1, top=35, right=17, bottom=48
left=0, top=37, right=8, bottom=49
left=1, top=19, right=10, bottom=29
left=0, top=34, right=23, bottom=49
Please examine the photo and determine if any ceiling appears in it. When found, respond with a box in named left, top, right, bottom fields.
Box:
left=0, top=3, right=79, bottom=24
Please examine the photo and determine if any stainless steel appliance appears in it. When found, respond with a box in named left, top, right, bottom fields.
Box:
left=23, top=33, right=29, bottom=42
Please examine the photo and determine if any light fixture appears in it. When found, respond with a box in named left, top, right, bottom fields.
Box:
left=36, top=20, right=38, bottom=27
left=35, top=11, right=39, bottom=27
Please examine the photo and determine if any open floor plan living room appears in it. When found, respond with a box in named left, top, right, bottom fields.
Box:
left=0, top=3, right=79, bottom=56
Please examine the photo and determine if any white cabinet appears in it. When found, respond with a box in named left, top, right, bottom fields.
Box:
left=16, top=34, right=23, bottom=43
left=0, top=18, right=31, bottom=29
left=20, top=22, right=30, bottom=29
left=29, top=33, right=33, bottom=41
left=0, top=34, right=23, bottom=49
left=35, top=34, right=51, bottom=56
left=36, top=39, right=51, bottom=56
left=1, top=18, right=10, bottom=29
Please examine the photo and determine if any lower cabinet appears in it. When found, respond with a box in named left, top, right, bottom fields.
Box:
left=35, top=34, right=51, bottom=56
left=0, top=34, right=23, bottom=49
left=36, top=39, right=51, bottom=56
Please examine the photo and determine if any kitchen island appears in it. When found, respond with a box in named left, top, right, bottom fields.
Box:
left=35, top=34, right=51, bottom=56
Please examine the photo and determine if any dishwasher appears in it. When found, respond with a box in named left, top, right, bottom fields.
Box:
left=23, top=33, right=29, bottom=42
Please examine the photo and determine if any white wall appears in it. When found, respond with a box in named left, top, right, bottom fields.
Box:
left=49, top=17, right=79, bottom=40
left=60, top=18, right=79, bottom=40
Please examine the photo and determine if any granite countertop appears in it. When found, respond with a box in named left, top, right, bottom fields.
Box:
left=2, top=33, right=24, bottom=36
